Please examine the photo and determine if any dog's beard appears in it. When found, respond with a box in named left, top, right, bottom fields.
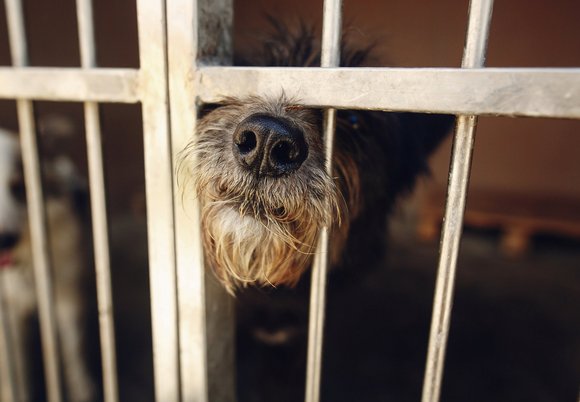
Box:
left=199, top=171, right=340, bottom=293
left=203, top=203, right=316, bottom=292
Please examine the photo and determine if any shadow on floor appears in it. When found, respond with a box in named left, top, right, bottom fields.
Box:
left=237, top=226, right=580, bottom=402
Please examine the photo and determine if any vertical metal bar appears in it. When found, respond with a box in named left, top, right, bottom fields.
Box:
left=421, top=2, right=494, bottom=402
left=166, top=1, right=235, bottom=401
left=320, top=1, right=342, bottom=68
left=305, top=2, right=342, bottom=402
left=4, top=1, right=64, bottom=401
left=0, top=279, right=18, bottom=402
left=136, top=0, right=181, bottom=400
left=19, top=98, right=65, bottom=400
left=75, top=1, right=119, bottom=401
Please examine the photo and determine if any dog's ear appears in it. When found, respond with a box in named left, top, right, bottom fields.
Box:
left=398, top=112, right=455, bottom=158
left=387, top=112, right=455, bottom=196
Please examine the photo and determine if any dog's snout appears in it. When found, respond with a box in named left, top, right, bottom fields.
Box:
left=233, top=114, right=308, bottom=177
left=0, top=232, right=19, bottom=251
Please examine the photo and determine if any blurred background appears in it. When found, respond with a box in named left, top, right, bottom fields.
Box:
left=0, top=0, right=578, bottom=401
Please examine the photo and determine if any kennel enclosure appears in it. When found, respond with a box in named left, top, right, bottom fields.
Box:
left=0, top=0, right=579, bottom=401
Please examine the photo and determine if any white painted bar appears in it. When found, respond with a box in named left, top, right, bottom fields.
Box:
left=196, top=66, right=580, bottom=119
left=305, top=1, right=342, bottom=402
left=20, top=100, right=64, bottom=402
left=421, top=2, right=494, bottom=402
left=165, top=2, right=205, bottom=398
left=320, top=0, right=342, bottom=68
left=1, top=66, right=579, bottom=119
left=0, top=68, right=140, bottom=103
left=166, top=0, right=235, bottom=401
left=75, top=1, right=119, bottom=401
left=136, top=0, right=181, bottom=400
left=4, top=1, right=63, bottom=401
left=0, top=3, right=20, bottom=399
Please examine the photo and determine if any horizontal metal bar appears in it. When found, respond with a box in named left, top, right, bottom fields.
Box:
left=0, top=67, right=140, bottom=102
left=196, top=67, right=580, bottom=119
left=1, top=66, right=578, bottom=119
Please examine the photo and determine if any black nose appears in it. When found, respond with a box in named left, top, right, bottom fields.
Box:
left=0, top=232, right=19, bottom=251
left=233, top=114, right=308, bottom=177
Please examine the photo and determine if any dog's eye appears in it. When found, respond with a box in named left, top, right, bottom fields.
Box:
left=9, top=175, right=26, bottom=202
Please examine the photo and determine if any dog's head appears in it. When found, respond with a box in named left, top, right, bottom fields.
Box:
left=0, top=126, right=84, bottom=270
left=181, top=96, right=351, bottom=292
left=179, top=23, right=453, bottom=293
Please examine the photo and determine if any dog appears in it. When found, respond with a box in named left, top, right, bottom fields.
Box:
left=179, top=22, right=454, bottom=294
left=0, top=127, right=96, bottom=401
left=177, top=26, right=455, bottom=396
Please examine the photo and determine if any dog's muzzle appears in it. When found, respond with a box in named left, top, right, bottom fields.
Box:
left=232, top=114, right=308, bottom=177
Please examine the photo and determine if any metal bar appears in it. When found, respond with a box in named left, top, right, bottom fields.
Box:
left=320, top=0, right=342, bottom=68
left=76, top=0, right=97, bottom=67
left=3, top=0, right=25, bottom=67
left=195, top=66, right=580, bottom=119
left=75, top=1, right=119, bottom=401
left=1, top=66, right=580, bottom=118
left=4, top=1, right=63, bottom=401
left=421, top=2, right=494, bottom=402
left=136, top=0, right=181, bottom=400
left=305, top=2, right=342, bottom=402
left=0, top=67, right=140, bottom=102
left=0, top=278, right=18, bottom=402
left=18, top=99, right=65, bottom=402
left=166, top=2, right=205, bottom=399
left=166, top=0, right=235, bottom=401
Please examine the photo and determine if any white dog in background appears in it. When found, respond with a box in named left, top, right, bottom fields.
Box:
left=0, top=127, right=96, bottom=401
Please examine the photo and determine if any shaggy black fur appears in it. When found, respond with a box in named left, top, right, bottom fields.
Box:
left=231, top=21, right=453, bottom=281
left=228, top=20, right=454, bottom=401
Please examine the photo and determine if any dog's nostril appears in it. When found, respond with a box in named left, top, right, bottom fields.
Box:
left=271, top=140, right=299, bottom=165
left=267, top=134, right=307, bottom=176
left=236, top=130, right=257, bottom=154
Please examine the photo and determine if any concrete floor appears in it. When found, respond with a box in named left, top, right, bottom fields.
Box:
left=237, top=222, right=580, bottom=402
left=57, top=212, right=578, bottom=402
